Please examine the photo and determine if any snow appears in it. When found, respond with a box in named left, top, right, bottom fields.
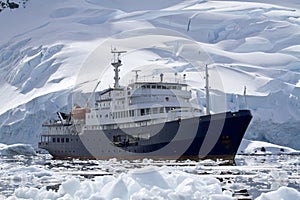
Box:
left=7, top=166, right=235, bottom=200
left=238, top=139, right=300, bottom=155
left=2, top=156, right=299, bottom=200
left=0, top=0, right=299, bottom=152
left=0, top=143, right=36, bottom=156
left=256, top=186, right=300, bottom=200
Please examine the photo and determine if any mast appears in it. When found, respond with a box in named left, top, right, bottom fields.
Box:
left=205, top=64, right=210, bottom=115
left=243, top=86, right=247, bottom=109
left=86, top=80, right=101, bottom=107
left=111, top=49, right=126, bottom=88
left=132, top=70, right=141, bottom=82
left=160, top=73, right=164, bottom=82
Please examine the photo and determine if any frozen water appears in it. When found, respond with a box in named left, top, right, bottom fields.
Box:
left=256, top=187, right=300, bottom=200
left=0, top=153, right=299, bottom=199
left=238, top=139, right=300, bottom=155
left=0, top=143, right=36, bottom=156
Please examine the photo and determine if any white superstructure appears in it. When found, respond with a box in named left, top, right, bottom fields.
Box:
left=70, top=50, right=203, bottom=132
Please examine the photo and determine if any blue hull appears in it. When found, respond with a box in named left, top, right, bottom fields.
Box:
left=39, top=110, right=252, bottom=160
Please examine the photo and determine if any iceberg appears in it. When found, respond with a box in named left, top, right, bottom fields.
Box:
left=0, top=143, right=36, bottom=156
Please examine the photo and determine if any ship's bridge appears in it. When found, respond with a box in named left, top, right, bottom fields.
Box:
left=126, top=81, right=192, bottom=106
left=128, top=82, right=188, bottom=91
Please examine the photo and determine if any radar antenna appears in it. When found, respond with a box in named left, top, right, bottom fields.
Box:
left=132, top=70, right=141, bottom=82
left=111, top=48, right=126, bottom=88
left=243, top=86, right=248, bottom=109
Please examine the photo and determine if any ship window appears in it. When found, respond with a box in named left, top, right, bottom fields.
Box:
left=160, top=107, right=164, bottom=113
left=141, top=121, right=147, bottom=126
left=61, top=138, right=64, bottom=143
left=146, top=85, right=150, bottom=89
left=151, top=85, right=156, bottom=89
left=146, top=108, right=150, bottom=115
left=53, top=138, right=56, bottom=143
left=141, top=109, right=145, bottom=116
left=166, top=107, right=171, bottom=113
left=157, top=85, right=162, bottom=89
left=129, top=110, right=134, bottom=117
left=66, top=138, right=69, bottom=143
left=152, top=108, right=158, bottom=114
left=57, top=138, right=60, bottom=143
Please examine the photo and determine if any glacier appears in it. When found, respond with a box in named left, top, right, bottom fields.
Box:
left=0, top=0, right=299, bottom=150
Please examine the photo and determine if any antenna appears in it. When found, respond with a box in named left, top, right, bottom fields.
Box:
left=86, top=80, right=101, bottom=108
left=205, top=64, right=210, bottom=115
left=132, top=70, right=141, bottom=82
left=243, top=86, right=247, bottom=109
left=160, top=73, right=164, bottom=82
left=111, top=48, right=126, bottom=88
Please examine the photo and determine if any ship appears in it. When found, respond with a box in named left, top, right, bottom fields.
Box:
left=38, top=50, right=252, bottom=161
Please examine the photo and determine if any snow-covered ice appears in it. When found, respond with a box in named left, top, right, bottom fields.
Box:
left=0, top=143, right=36, bottom=156
left=256, top=187, right=300, bottom=200
left=6, top=166, right=233, bottom=200
left=0, top=152, right=299, bottom=200
left=238, top=139, right=300, bottom=155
